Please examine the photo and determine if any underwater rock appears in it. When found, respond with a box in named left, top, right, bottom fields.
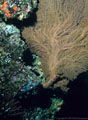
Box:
left=0, top=22, right=43, bottom=118
left=0, top=22, right=42, bottom=96
left=22, top=0, right=88, bottom=92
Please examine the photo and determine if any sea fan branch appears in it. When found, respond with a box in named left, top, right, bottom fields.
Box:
left=22, top=0, right=88, bottom=91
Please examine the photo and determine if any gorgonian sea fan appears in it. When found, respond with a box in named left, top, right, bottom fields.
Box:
left=22, top=0, right=88, bottom=91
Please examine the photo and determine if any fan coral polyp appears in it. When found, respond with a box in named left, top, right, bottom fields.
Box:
left=22, top=0, right=88, bottom=92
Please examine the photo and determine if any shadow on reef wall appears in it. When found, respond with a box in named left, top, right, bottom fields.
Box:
left=7, top=86, right=63, bottom=120
left=5, top=70, right=88, bottom=120
left=55, top=71, right=88, bottom=119
left=5, top=10, right=38, bottom=30
left=22, top=48, right=34, bottom=66
left=21, top=47, right=88, bottom=119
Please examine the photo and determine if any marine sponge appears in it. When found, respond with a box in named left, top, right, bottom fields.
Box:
left=22, top=0, right=88, bottom=91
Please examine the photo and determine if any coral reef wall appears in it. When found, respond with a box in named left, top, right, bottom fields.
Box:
left=22, top=0, right=88, bottom=91
left=0, top=1, right=64, bottom=120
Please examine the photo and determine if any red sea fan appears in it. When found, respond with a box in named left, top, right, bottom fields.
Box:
left=22, top=0, right=88, bottom=91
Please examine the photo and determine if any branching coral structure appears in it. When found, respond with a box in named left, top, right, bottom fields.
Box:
left=22, top=0, right=88, bottom=91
